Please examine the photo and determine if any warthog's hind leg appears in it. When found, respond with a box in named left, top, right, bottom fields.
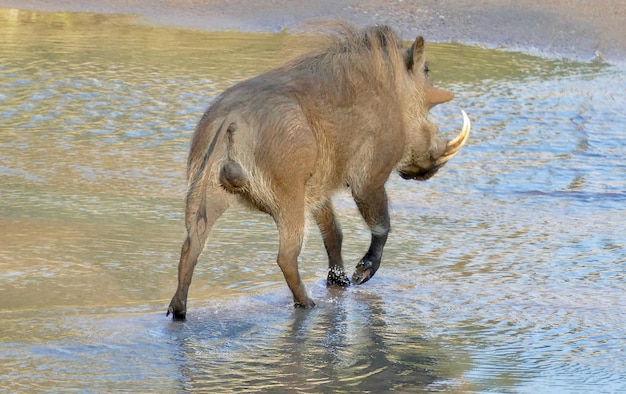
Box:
left=167, top=184, right=233, bottom=320
left=314, top=199, right=350, bottom=287
left=351, top=186, right=390, bottom=285
left=273, top=191, right=316, bottom=308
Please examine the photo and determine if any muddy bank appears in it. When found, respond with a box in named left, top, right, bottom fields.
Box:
left=1, top=0, right=624, bottom=62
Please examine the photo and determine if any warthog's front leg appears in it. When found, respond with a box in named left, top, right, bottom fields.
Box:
left=314, top=199, right=350, bottom=287
left=351, top=185, right=390, bottom=285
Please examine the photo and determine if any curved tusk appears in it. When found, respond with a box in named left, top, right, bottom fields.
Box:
left=434, top=110, right=471, bottom=166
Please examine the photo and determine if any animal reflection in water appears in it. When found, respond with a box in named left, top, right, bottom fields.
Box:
left=167, top=23, right=471, bottom=320
left=169, top=292, right=444, bottom=390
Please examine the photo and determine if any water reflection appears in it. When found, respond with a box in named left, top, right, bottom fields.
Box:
left=168, top=290, right=455, bottom=392
left=1, top=7, right=625, bottom=393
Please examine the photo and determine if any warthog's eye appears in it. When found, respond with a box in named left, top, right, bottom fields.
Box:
left=424, top=63, right=430, bottom=76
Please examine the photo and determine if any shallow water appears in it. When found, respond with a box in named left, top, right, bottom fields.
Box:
left=1, top=8, right=625, bottom=393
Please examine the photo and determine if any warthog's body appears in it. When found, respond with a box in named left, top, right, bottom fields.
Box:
left=168, top=24, right=470, bottom=319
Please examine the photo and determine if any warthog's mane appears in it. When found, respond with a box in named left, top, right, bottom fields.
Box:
left=279, top=22, right=414, bottom=106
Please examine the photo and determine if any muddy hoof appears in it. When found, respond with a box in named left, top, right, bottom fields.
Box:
left=294, top=298, right=316, bottom=309
left=351, top=259, right=376, bottom=285
left=167, top=297, right=187, bottom=320
left=166, top=305, right=186, bottom=321
left=327, top=266, right=351, bottom=287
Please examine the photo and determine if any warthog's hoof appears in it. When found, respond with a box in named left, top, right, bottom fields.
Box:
left=327, top=266, right=351, bottom=287
left=351, top=259, right=377, bottom=285
left=166, top=297, right=187, bottom=321
left=294, top=298, right=316, bottom=309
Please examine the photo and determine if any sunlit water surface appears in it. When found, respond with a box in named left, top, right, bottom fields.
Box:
left=1, top=9, right=624, bottom=393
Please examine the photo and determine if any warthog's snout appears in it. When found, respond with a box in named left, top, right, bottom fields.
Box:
left=399, top=110, right=471, bottom=181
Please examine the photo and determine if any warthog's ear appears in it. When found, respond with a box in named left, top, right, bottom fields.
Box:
left=407, top=36, right=425, bottom=71
left=413, top=36, right=425, bottom=65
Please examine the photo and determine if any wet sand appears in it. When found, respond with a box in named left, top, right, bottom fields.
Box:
left=1, top=0, right=624, bottom=62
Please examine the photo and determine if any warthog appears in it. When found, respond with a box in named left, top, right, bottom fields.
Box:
left=167, top=24, right=470, bottom=320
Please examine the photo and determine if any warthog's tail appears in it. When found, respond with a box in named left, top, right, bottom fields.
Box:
left=188, top=117, right=237, bottom=192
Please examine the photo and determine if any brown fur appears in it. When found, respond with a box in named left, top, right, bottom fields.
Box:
left=167, top=23, right=464, bottom=319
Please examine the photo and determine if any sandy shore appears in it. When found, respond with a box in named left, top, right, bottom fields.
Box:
left=1, top=0, right=625, bottom=62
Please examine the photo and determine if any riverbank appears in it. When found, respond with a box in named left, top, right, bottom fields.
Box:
left=1, top=0, right=624, bottom=62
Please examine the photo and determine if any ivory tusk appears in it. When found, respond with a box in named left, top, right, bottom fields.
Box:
left=434, top=110, right=471, bottom=166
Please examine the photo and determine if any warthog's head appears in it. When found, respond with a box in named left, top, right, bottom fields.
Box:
left=397, top=36, right=470, bottom=181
